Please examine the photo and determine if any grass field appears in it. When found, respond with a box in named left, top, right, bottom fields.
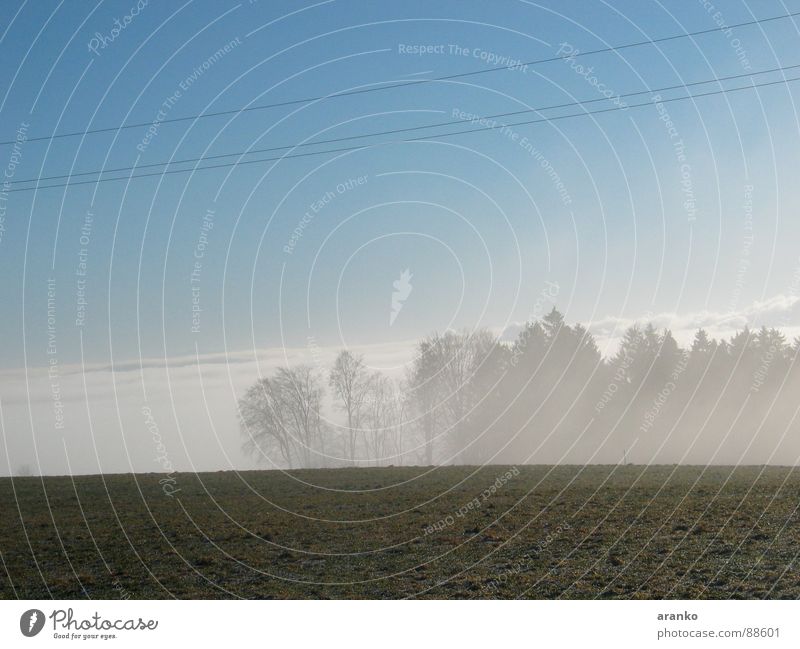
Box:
left=1, top=465, right=798, bottom=599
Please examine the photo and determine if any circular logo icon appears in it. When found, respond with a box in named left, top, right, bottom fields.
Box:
left=20, top=609, right=45, bottom=637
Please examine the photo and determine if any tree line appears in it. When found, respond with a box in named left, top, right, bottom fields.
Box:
left=239, top=308, right=800, bottom=467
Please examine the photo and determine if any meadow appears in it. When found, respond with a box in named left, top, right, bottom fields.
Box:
left=1, top=465, right=798, bottom=599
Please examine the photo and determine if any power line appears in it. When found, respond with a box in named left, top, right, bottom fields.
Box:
left=10, top=62, right=800, bottom=187
left=2, top=9, right=799, bottom=147
left=9, top=72, right=800, bottom=194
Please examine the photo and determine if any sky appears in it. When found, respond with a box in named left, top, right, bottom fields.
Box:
left=1, top=0, right=800, bottom=474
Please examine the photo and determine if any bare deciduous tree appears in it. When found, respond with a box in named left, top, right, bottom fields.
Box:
left=408, top=329, right=496, bottom=464
left=239, top=365, right=327, bottom=468
left=329, top=350, right=370, bottom=463
left=363, top=373, right=401, bottom=465
left=407, top=341, right=441, bottom=465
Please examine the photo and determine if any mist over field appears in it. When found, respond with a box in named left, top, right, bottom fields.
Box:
left=4, top=306, right=800, bottom=477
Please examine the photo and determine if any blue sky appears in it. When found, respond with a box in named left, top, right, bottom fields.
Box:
left=2, top=0, right=800, bottom=376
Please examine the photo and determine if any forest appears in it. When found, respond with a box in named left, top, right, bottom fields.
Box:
left=239, top=308, right=800, bottom=468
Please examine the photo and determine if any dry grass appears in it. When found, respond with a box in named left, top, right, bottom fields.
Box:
left=1, top=465, right=798, bottom=599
